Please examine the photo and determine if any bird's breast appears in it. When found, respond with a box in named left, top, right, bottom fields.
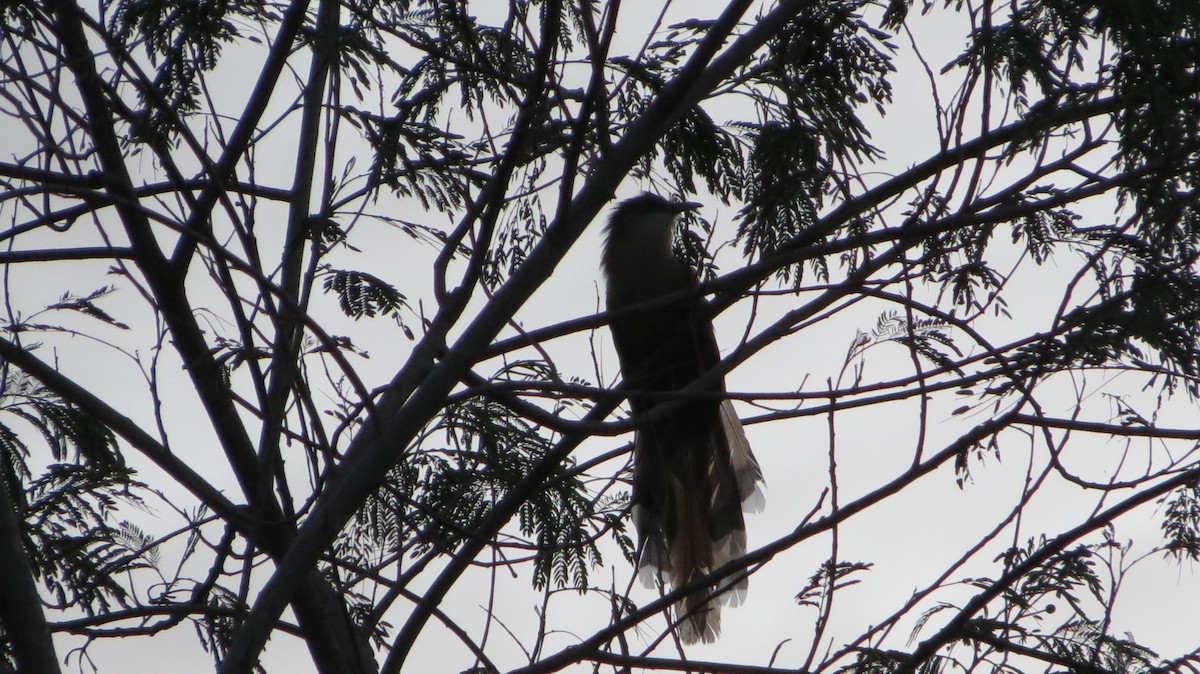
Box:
left=604, top=252, right=691, bottom=310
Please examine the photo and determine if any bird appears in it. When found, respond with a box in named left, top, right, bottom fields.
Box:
left=601, top=192, right=764, bottom=644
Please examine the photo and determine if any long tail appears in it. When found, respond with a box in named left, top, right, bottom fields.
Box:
left=633, top=400, right=764, bottom=644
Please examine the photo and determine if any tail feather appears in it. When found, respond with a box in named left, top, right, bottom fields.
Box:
left=721, top=400, right=765, bottom=513
left=633, top=403, right=764, bottom=644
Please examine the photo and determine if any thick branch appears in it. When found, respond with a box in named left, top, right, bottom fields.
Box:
left=51, top=0, right=263, bottom=503
left=0, top=474, right=60, bottom=674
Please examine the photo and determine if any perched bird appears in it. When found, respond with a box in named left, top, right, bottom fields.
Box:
left=601, top=192, right=764, bottom=644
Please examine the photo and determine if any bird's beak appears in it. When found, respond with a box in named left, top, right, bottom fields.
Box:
left=674, top=201, right=703, bottom=213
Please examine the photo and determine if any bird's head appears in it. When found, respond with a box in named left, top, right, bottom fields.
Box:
left=602, top=192, right=701, bottom=280
left=609, top=192, right=701, bottom=226
left=605, top=192, right=701, bottom=246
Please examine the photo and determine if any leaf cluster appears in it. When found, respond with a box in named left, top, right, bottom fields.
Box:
left=795, top=559, right=874, bottom=609
left=734, top=1, right=895, bottom=280
left=108, top=0, right=263, bottom=144
left=321, top=266, right=416, bottom=338
left=351, top=390, right=604, bottom=591
left=994, top=261, right=1200, bottom=398
left=850, top=310, right=960, bottom=371
left=940, top=0, right=1200, bottom=266
left=1161, top=486, right=1200, bottom=562
left=0, top=368, right=152, bottom=619
left=992, top=537, right=1106, bottom=615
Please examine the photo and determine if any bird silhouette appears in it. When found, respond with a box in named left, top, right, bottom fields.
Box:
left=601, top=192, right=764, bottom=644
